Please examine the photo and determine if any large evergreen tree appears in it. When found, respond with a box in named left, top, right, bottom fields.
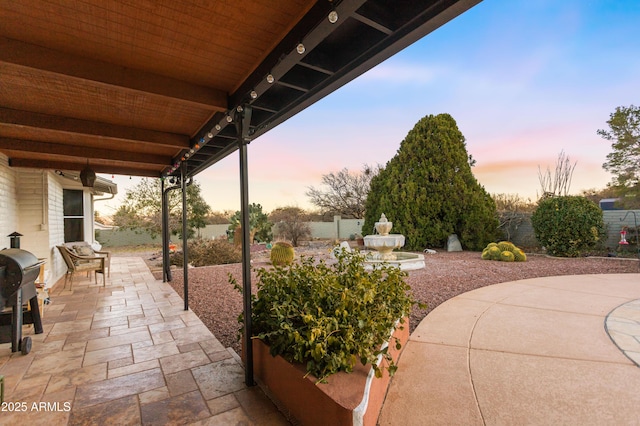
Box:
left=363, top=113, right=499, bottom=251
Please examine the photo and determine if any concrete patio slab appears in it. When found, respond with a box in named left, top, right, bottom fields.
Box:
left=380, top=273, right=640, bottom=425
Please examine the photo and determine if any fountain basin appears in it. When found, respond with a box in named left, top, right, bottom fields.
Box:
left=363, top=251, right=425, bottom=271
left=363, top=234, right=405, bottom=260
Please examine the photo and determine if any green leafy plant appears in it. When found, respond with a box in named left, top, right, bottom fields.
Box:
left=531, top=196, right=605, bottom=257
left=232, top=251, right=422, bottom=383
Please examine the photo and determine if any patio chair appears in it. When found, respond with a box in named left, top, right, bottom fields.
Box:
left=63, top=242, right=111, bottom=277
left=56, top=245, right=106, bottom=290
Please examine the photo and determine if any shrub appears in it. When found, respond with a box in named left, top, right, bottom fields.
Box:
left=531, top=196, right=605, bottom=257
left=270, top=241, right=295, bottom=266
left=239, top=251, right=421, bottom=382
left=171, top=238, right=242, bottom=267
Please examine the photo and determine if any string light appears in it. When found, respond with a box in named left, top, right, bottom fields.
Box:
left=266, top=74, right=274, bottom=83
left=328, top=10, right=338, bottom=23
left=250, top=90, right=257, bottom=99
left=296, top=43, right=305, bottom=54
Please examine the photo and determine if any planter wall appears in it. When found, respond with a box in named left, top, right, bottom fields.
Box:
left=251, top=319, right=409, bottom=426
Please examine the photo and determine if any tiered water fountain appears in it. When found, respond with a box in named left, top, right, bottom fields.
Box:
left=363, top=214, right=425, bottom=271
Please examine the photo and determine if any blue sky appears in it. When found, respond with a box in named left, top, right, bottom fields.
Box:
left=97, top=0, right=640, bottom=216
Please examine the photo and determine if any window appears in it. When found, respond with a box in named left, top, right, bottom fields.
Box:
left=63, top=189, right=84, bottom=242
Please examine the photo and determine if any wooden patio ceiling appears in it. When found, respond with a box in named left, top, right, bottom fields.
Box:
left=0, top=0, right=481, bottom=179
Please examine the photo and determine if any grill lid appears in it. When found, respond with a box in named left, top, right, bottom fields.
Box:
left=0, top=248, right=39, bottom=270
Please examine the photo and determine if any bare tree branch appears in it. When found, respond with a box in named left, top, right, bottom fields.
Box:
left=538, top=150, right=577, bottom=197
left=306, top=164, right=381, bottom=218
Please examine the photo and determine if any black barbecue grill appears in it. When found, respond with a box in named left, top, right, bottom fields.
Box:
left=0, top=248, right=44, bottom=354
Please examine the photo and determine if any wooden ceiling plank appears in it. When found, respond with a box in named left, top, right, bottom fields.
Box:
left=0, top=37, right=228, bottom=111
left=0, top=108, right=189, bottom=149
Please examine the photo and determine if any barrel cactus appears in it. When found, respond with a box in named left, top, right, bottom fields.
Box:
left=481, top=241, right=526, bottom=262
left=497, top=241, right=515, bottom=252
left=488, top=246, right=502, bottom=260
left=500, top=251, right=515, bottom=262
left=270, top=241, right=295, bottom=266
left=513, top=248, right=527, bottom=262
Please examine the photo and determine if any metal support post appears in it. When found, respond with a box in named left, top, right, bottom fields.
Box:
left=237, top=105, right=255, bottom=386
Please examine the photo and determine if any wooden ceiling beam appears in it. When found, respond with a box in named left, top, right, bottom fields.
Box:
left=0, top=37, right=228, bottom=111
left=7, top=158, right=163, bottom=178
left=0, top=138, right=171, bottom=166
left=0, top=108, right=189, bottom=149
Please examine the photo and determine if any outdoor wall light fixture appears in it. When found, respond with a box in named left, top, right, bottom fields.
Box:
left=80, top=161, right=96, bottom=187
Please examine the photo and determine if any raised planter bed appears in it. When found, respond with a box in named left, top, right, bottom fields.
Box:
left=250, top=320, right=409, bottom=426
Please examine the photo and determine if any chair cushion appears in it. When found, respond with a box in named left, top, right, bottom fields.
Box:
left=73, top=245, right=95, bottom=256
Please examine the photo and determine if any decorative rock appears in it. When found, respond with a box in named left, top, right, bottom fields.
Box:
left=446, top=234, right=462, bottom=252
left=332, top=241, right=352, bottom=258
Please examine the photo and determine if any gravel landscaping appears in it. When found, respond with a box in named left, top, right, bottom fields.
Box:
left=124, top=245, right=639, bottom=355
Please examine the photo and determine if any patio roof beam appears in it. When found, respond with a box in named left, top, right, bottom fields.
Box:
left=0, top=37, right=228, bottom=111
left=0, top=108, right=190, bottom=149
left=0, top=138, right=170, bottom=166
left=8, top=158, right=161, bottom=178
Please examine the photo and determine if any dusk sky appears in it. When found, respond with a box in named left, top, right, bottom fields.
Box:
left=97, top=0, right=640, bottom=216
